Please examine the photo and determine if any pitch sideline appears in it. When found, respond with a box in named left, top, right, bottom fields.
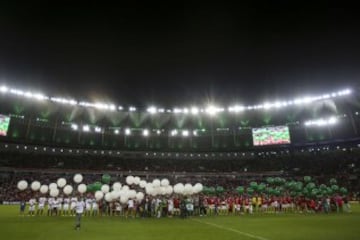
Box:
left=192, top=218, right=270, bottom=240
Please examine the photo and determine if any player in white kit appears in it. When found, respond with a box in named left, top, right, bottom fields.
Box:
left=62, top=197, right=70, bottom=216
left=92, top=199, right=98, bottom=216
left=85, top=197, right=92, bottom=216
left=70, top=196, right=78, bottom=216
left=28, top=197, right=36, bottom=216
left=37, top=196, right=47, bottom=216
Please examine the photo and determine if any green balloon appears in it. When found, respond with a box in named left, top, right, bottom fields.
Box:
left=236, top=186, right=244, bottom=194
left=101, top=174, right=111, bottom=184
left=329, top=178, right=337, bottom=185
left=306, top=182, right=316, bottom=190
left=304, top=176, right=312, bottom=183
left=247, top=188, right=254, bottom=195
left=93, top=182, right=102, bottom=191
left=339, top=187, right=347, bottom=194
left=216, top=186, right=224, bottom=193
left=320, top=184, right=327, bottom=190
left=331, top=185, right=339, bottom=192
left=266, top=177, right=274, bottom=184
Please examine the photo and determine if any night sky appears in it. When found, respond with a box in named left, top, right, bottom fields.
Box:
left=0, top=2, right=359, bottom=107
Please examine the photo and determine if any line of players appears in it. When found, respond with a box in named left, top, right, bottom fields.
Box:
left=22, top=195, right=98, bottom=216
left=21, top=194, right=351, bottom=217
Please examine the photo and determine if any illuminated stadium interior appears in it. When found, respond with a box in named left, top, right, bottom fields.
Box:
left=0, top=85, right=359, bottom=152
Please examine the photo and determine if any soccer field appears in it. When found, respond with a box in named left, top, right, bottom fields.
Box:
left=0, top=205, right=359, bottom=240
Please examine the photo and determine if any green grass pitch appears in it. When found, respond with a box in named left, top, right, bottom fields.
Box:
left=0, top=204, right=359, bottom=240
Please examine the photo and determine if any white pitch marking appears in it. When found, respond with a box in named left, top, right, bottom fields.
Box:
left=192, top=219, right=270, bottom=240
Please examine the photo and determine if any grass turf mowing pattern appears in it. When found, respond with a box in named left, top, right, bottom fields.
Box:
left=0, top=205, right=359, bottom=240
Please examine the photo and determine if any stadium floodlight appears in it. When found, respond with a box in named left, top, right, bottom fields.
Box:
left=118, top=106, right=123, bottom=110
left=156, top=129, right=161, bottom=135
left=83, top=125, right=90, bottom=132
left=129, top=106, right=136, bottom=112
left=182, top=130, right=189, bottom=137
left=228, top=105, right=245, bottom=112
left=0, top=85, right=8, bottom=93
left=125, top=128, right=131, bottom=135
left=95, top=127, right=102, bottom=133
left=171, top=129, right=178, bottom=136
left=71, top=124, right=78, bottom=131
left=193, top=130, right=198, bottom=136
left=158, top=108, right=165, bottom=113
left=205, top=105, right=221, bottom=116
left=143, top=129, right=149, bottom=137
left=173, top=108, right=182, bottom=114
left=191, top=107, right=199, bottom=115
left=147, top=106, right=157, bottom=114
left=114, top=129, right=119, bottom=134
left=183, top=108, right=189, bottom=114
left=304, top=116, right=338, bottom=127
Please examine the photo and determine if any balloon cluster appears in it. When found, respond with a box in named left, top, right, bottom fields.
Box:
left=202, top=176, right=348, bottom=199
left=16, top=174, right=204, bottom=202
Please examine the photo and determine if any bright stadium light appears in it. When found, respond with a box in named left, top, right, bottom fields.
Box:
left=182, top=130, right=189, bottom=137
left=183, top=108, right=189, bottom=114
left=173, top=108, right=182, bottom=114
left=143, top=129, right=149, bottom=136
left=158, top=108, right=165, bottom=113
left=118, top=106, right=123, bottom=110
left=125, top=128, right=131, bottom=135
left=147, top=106, right=157, bottom=114
left=193, top=130, right=198, bottom=136
left=171, top=129, right=178, bottom=136
left=71, top=124, right=78, bottom=131
left=0, top=86, right=8, bottom=93
left=228, top=105, right=245, bottom=112
left=205, top=105, right=222, bottom=116
left=83, top=125, right=90, bottom=132
left=191, top=107, right=199, bottom=115
left=114, top=129, right=119, bottom=134
left=129, top=106, right=136, bottom=112
left=156, top=129, right=161, bottom=135
left=95, top=127, right=102, bottom=133
left=304, top=116, right=338, bottom=127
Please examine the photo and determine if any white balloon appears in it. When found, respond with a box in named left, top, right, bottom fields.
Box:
left=40, top=185, right=49, bottom=194
left=73, top=174, right=83, bottom=183
left=101, top=184, right=110, bottom=193
left=77, top=184, right=87, bottom=193
left=184, top=183, right=193, bottom=195
left=136, top=192, right=144, bottom=201
left=49, top=183, right=58, bottom=190
left=174, top=183, right=184, bottom=194
left=105, top=192, right=112, bottom=202
left=63, top=185, right=73, bottom=195
left=17, top=180, right=28, bottom=191
left=50, top=188, right=59, bottom=197
left=134, top=176, right=140, bottom=185
left=152, top=179, right=161, bottom=187
left=95, top=191, right=104, bottom=201
left=145, top=183, right=153, bottom=189
left=145, top=186, right=154, bottom=195
left=126, top=176, right=134, bottom=185
left=122, top=185, right=129, bottom=191
left=166, top=185, right=173, bottom=195
left=110, top=190, right=120, bottom=199
left=112, top=182, right=122, bottom=191
left=128, top=190, right=136, bottom=199
left=161, top=178, right=170, bottom=187
left=194, top=183, right=203, bottom=193
left=31, top=181, right=41, bottom=191
left=120, top=195, right=128, bottom=204
left=160, top=186, right=166, bottom=195
left=139, top=180, right=147, bottom=188
left=57, top=178, right=67, bottom=188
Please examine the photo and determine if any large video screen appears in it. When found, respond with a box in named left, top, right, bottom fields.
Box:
left=252, top=126, right=290, bottom=146
left=0, top=114, right=11, bottom=136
